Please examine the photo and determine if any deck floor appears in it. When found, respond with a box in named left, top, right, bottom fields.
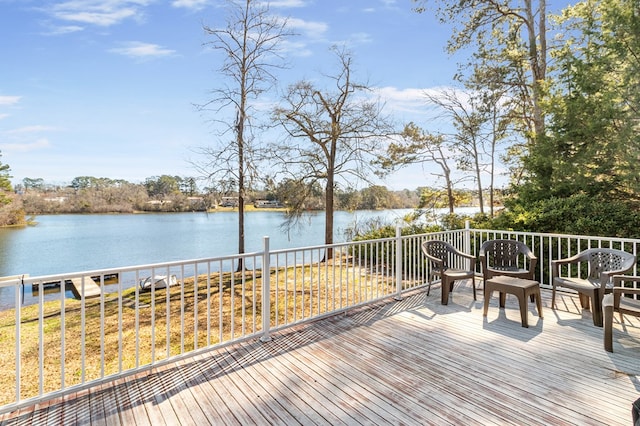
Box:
left=2, top=282, right=640, bottom=425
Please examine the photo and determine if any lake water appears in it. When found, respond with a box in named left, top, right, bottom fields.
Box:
left=0, top=209, right=424, bottom=278
left=0, top=208, right=479, bottom=309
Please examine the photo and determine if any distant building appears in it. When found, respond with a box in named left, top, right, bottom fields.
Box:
left=220, top=196, right=238, bottom=207
left=254, top=199, right=283, bottom=208
left=43, top=196, right=67, bottom=203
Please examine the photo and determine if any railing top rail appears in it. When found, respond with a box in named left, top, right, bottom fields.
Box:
left=269, top=236, right=397, bottom=256
left=18, top=250, right=266, bottom=285
left=0, top=276, right=25, bottom=289
left=468, top=228, right=640, bottom=244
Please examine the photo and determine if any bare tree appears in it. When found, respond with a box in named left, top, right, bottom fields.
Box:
left=271, top=47, right=394, bottom=256
left=195, top=0, right=291, bottom=268
left=378, top=122, right=458, bottom=213
left=423, top=88, right=488, bottom=214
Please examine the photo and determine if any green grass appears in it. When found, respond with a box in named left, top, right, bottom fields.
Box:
left=0, top=259, right=398, bottom=405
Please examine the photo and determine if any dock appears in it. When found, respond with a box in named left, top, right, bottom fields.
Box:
left=32, top=276, right=103, bottom=299
left=69, top=277, right=101, bottom=298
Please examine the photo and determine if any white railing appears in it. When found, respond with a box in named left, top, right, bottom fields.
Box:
left=466, top=228, right=640, bottom=285
left=0, top=225, right=639, bottom=414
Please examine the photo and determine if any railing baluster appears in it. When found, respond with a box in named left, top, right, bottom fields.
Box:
left=218, top=260, right=223, bottom=343
left=99, top=275, right=105, bottom=378
left=151, top=266, right=156, bottom=364
left=7, top=228, right=640, bottom=413
left=241, top=259, right=246, bottom=336
left=81, top=276, right=86, bottom=383
left=193, top=262, right=199, bottom=351
left=135, top=270, right=140, bottom=368
left=165, top=266, right=171, bottom=359
left=395, top=227, right=402, bottom=300
left=261, top=237, right=271, bottom=342
left=60, top=278, right=66, bottom=390
left=206, top=262, right=211, bottom=347
left=252, top=255, right=257, bottom=333
left=274, top=253, right=280, bottom=327
left=180, top=264, right=185, bottom=354
left=14, top=279, right=20, bottom=403
left=302, top=249, right=307, bottom=319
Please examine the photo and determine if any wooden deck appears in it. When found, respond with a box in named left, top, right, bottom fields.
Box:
left=2, top=281, right=639, bottom=425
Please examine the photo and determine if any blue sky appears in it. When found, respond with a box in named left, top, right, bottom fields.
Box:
left=1, top=0, right=465, bottom=191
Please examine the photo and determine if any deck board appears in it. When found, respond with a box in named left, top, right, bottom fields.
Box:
left=1, top=282, right=639, bottom=425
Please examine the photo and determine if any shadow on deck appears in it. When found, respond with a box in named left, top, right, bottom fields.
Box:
left=2, top=281, right=640, bottom=425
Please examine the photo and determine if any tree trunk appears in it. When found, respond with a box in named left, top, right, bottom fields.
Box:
left=324, top=172, right=334, bottom=261
left=475, top=162, right=484, bottom=215
left=237, top=108, right=246, bottom=272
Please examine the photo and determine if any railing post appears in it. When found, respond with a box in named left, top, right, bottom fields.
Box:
left=15, top=277, right=21, bottom=404
left=464, top=220, right=473, bottom=273
left=395, top=225, right=403, bottom=301
left=260, top=236, right=272, bottom=342
left=464, top=220, right=471, bottom=254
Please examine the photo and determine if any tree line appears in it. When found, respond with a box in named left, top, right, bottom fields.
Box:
left=9, top=174, right=488, bottom=216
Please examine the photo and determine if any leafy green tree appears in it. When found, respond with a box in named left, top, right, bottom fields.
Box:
left=275, top=179, right=324, bottom=213
left=335, top=187, right=362, bottom=211
left=0, top=153, right=25, bottom=226
left=358, top=186, right=393, bottom=210
left=0, top=153, right=12, bottom=198
left=144, top=175, right=181, bottom=198
left=526, top=0, right=640, bottom=204
left=22, top=177, right=44, bottom=192
left=179, top=177, right=198, bottom=196
left=419, top=187, right=471, bottom=210
left=0, top=164, right=11, bottom=194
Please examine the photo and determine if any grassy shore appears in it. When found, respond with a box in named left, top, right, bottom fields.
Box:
left=209, top=205, right=288, bottom=213
left=0, top=259, right=397, bottom=405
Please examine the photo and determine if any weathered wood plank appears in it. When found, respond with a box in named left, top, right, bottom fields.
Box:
left=148, top=364, right=182, bottom=425
left=165, top=358, right=213, bottom=426
left=230, top=341, right=322, bottom=425
left=179, top=353, right=239, bottom=425
left=1, top=283, right=639, bottom=425
left=70, top=277, right=101, bottom=298
left=217, top=346, right=303, bottom=425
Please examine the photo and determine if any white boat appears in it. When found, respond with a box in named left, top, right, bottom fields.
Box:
left=139, top=274, right=178, bottom=291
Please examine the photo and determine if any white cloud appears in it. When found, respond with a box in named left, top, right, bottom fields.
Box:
left=45, top=25, right=85, bottom=35
left=171, top=0, right=208, bottom=10
left=46, top=0, right=152, bottom=27
left=265, top=0, right=307, bottom=7
left=279, top=40, right=312, bottom=57
left=0, top=96, right=21, bottom=106
left=375, top=86, right=426, bottom=104
left=0, top=138, right=51, bottom=153
left=286, top=17, right=328, bottom=39
left=5, top=126, right=58, bottom=135
left=109, top=41, right=176, bottom=59
left=348, top=32, right=372, bottom=45
left=378, top=85, right=471, bottom=110
left=0, top=114, right=8, bottom=120
left=373, top=86, right=455, bottom=118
